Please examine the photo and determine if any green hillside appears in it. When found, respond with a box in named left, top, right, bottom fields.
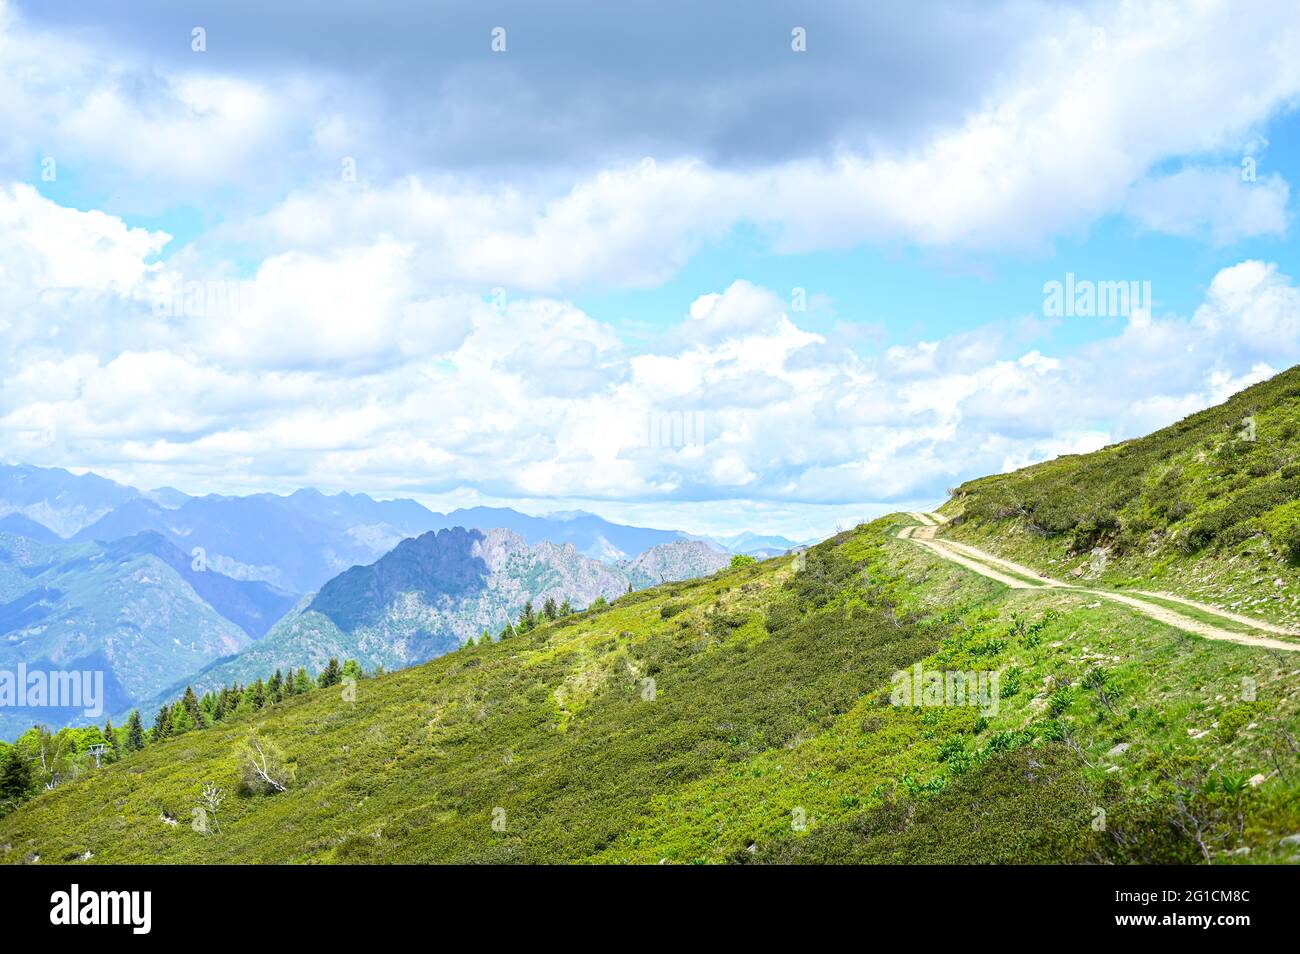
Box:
left=4, top=508, right=1298, bottom=863
left=945, top=365, right=1300, bottom=627
left=7, top=371, right=1300, bottom=864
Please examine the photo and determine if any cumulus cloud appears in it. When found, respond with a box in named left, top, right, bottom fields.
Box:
left=208, top=0, right=1300, bottom=293
left=3, top=0, right=1300, bottom=537
left=0, top=1, right=329, bottom=213
left=1126, top=166, right=1289, bottom=244
left=0, top=184, right=166, bottom=299
left=2, top=193, right=1297, bottom=532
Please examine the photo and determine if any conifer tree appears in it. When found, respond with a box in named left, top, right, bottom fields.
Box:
left=249, top=679, right=266, bottom=709
left=201, top=690, right=219, bottom=724
left=318, top=658, right=342, bottom=688
left=269, top=669, right=283, bottom=703
left=294, top=667, right=311, bottom=694
left=103, top=719, right=121, bottom=761
left=125, top=710, right=145, bottom=752
left=181, top=685, right=205, bottom=728
left=153, top=704, right=172, bottom=741
left=341, top=659, right=363, bottom=681
left=543, top=596, right=558, bottom=621
left=169, top=701, right=195, bottom=735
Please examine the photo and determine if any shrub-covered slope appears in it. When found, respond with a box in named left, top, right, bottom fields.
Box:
left=946, top=365, right=1300, bottom=627
left=4, top=513, right=1298, bottom=864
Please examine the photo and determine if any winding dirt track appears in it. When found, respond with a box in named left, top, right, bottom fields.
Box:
left=898, top=514, right=1300, bottom=653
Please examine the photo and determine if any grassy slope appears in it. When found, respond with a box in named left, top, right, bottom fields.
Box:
left=4, top=516, right=1298, bottom=864
left=943, top=365, right=1300, bottom=628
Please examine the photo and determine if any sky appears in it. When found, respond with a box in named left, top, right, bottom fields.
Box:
left=1, top=0, right=1299, bottom=540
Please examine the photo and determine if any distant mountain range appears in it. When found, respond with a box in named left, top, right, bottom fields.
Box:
left=0, top=530, right=292, bottom=740
left=715, top=531, right=812, bottom=558
left=138, top=529, right=731, bottom=706
left=0, top=464, right=139, bottom=538
left=0, top=463, right=800, bottom=739
left=1, top=464, right=805, bottom=595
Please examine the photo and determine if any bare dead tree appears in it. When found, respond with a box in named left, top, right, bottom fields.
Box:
left=198, top=782, right=225, bottom=832
left=242, top=735, right=289, bottom=793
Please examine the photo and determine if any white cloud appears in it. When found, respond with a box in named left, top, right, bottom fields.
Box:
left=4, top=1, right=1300, bottom=537
left=0, top=184, right=166, bottom=297
left=215, top=0, right=1300, bottom=292
left=1192, top=259, right=1300, bottom=360
left=2, top=236, right=1296, bottom=533
left=1127, top=166, right=1289, bottom=244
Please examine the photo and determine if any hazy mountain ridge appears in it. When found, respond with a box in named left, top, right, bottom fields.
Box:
left=622, top=538, right=731, bottom=588
left=0, top=513, right=61, bottom=544
left=0, top=531, right=254, bottom=740
left=717, top=531, right=809, bottom=555
left=5, top=465, right=754, bottom=592
left=103, top=533, right=298, bottom=640
left=0, top=465, right=139, bottom=538
left=153, top=529, right=725, bottom=701
left=0, top=464, right=800, bottom=738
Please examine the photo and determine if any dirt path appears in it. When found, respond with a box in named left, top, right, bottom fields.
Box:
left=897, top=514, right=1300, bottom=653
left=899, top=525, right=1040, bottom=589
left=1123, top=588, right=1298, bottom=637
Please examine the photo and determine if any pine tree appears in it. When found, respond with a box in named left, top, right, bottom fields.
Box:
left=520, top=600, right=536, bottom=632
left=269, top=669, right=283, bottom=703
left=103, top=719, right=121, bottom=761
left=169, top=701, right=195, bottom=735
left=341, top=659, right=363, bottom=681
left=249, top=679, right=266, bottom=709
left=181, top=686, right=205, bottom=729
left=152, top=704, right=172, bottom=742
left=125, top=710, right=145, bottom=752
left=295, top=667, right=311, bottom=694
left=543, top=596, right=558, bottom=621
left=559, top=599, right=573, bottom=617
left=318, top=658, right=342, bottom=688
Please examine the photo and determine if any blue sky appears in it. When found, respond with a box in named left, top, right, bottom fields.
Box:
left=2, top=0, right=1299, bottom=539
